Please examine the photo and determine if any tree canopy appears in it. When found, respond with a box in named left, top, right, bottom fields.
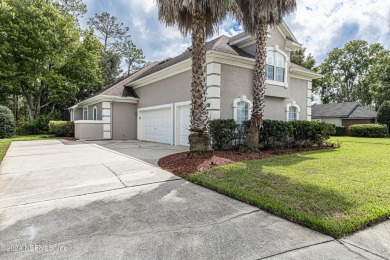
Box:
left=290, top=48, right=316, bottom=69
left=313, top=40, right=390, bottom=109
left=0, top=0, right=103, bottom=119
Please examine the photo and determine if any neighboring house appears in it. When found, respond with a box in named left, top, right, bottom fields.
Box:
left=69, top=21, right=322, bottom=146
left=312, top=102, right=377, bottom=134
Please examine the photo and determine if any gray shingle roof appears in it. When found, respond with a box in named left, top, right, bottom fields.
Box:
left=348, top=106, right=377, bottom=118
left=312, top=102, right=377, bottom=118
left=130, top=36, right=254, bottom=82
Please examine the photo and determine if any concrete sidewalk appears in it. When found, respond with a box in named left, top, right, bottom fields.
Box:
left=0, top=140, right=388, bottom=259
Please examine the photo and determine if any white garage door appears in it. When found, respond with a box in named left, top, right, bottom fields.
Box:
left=178, top=105, right=191, bottom=146
left=139, top=107, right=172, bottom=144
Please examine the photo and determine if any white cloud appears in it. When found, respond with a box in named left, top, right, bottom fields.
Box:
left=286, top=0, right=390, bottom=62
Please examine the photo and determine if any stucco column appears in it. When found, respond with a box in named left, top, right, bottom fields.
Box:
left=102, top=101, right=112, bottom=139
left=206, top=63, right=221, bottom=120
left=307, top=81, right=312, bottom=121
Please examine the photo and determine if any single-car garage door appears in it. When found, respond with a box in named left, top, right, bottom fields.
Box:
left=138, top=106, right=172, bottom=144
left=178, top=105, right=191, bottom=146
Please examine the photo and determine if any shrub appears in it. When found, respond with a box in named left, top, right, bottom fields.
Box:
left=242, top=120, right=335, bottom=149
left=334, top=126, right=345, bottom=136
left=349, top=124, right=388, bottom=138
left=377, top=101, right=390, bottom=130
left=209, top=119, right=239, bottom=150
left=48, top=121, right=74, bottom=137
left=16, top=120, right=39, bottom=135
left=0, top=106, right=16, bottom=138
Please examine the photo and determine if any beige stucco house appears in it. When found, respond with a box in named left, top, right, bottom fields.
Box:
left=69, top=21, right=322, bottom=146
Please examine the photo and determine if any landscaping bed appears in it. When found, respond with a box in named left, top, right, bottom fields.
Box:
left=158, top=146, right=333, bottom=178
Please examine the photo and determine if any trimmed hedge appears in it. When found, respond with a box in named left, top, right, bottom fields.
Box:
left=49, top=121, right=74, bottom=137
left=0, top=106, right=16, bottom=138
left=334, top=126, right=345, bottom=136
left=209, top=119, right=239, bottom=150
left=209, top=119, right=335, bottom=150
left=16, top=120, right=40, bottom=135
left=349, top=124, right=388, bottom=138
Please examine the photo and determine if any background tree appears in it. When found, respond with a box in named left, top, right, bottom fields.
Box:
left=116, top=36, right=146, bottom=77
left=157, top=0, right=233, bottom=157
left=0, top=0, right=103, bottom=119
left=235, top=0, right=297, bottom=149
left=290, top=47, right=316, bottom=69
left=313, top=40, right=389, bottom=108
left=377, top=101, right=390, bottom=131
left=48, top=0, right=87, bottom=19
left=88, top=12, right=130, bottom=85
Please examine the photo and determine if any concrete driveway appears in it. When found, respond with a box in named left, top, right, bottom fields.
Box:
left=0, top=140, right=388, bottom=259
left=87, top=140, right=188, bottom=166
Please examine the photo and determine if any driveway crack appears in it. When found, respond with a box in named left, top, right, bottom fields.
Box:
left=102, top=163, right=127, bottom=187
left=337, top=239, right=389, bottom=260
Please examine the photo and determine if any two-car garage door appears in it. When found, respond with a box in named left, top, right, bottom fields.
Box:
left=138, top=104, right=190, bottom=146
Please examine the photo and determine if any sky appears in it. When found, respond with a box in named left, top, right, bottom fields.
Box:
left=80, top=0, right=390, bottom=66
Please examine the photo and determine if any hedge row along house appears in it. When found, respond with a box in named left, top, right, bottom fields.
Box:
left=69, top=22, right=322, bottom=146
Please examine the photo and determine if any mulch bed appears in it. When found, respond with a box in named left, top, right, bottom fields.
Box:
left=62, top=137, right=78, bottom=141
left=158, top=146, right=333, bottom=179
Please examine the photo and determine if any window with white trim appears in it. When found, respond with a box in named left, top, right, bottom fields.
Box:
left=233, top=96, right=253, bottom=124
left=93, top=106, right=98, bottom=120
left=83, top=107, right=88, bottom=120
left=288, top=106, right=298, bottom=121
left=266, top=51, right=285, bottom=82
left=237, top=101, right=250, bottom=124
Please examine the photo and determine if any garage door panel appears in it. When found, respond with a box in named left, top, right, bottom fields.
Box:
left=139, top=107, right=172, bottom=145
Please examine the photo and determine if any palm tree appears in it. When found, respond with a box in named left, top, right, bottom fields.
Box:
left=235, top=0, right=296, bottom=149
left=156, top=0, right=233, bottom=157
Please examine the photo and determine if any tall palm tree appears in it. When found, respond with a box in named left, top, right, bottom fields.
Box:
left=156, top=0, right=233, bottom=157
left=235, top=0, right=296, bottom=149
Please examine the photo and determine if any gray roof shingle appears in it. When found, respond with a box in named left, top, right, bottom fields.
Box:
left=348, top=106, right=377, bottom=118
left=312, top=102, right=377, bottom=118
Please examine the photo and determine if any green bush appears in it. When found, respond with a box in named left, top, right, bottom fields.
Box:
left=377, top=101, right=390, bottom=130
left=239, top=120, right=335, bottom=149
left=48, top=121, right=74, bottom=137
left=16, top=120, right=40, bottom=135
left=209, top=119, right=239, bottom=150
left=334, top=126, right=345, bottom=136
left=349, top=124, right=388, bottom=138
left=0, top=106, right=16, bottom=138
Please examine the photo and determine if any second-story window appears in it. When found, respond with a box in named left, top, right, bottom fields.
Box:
left=265, top=51, right=285, bottom=83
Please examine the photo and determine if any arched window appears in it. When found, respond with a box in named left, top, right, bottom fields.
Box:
left=286, top=101, right=300, bottom=121
left=288, top=106, right=298, bottom=121
left=93, top=106, right=98, bottom=120
left=237, top=101, right=250, bottom=123
left=266, top=50, right=286, bottom=83
left=233, top=96, right=253, bottom=124
left=83, top=107, right=88, bottom=120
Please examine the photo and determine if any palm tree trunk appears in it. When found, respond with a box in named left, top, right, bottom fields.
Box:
left=247, top=21, right=268, bottom=150
left=188, top=8, right=213, bottom=158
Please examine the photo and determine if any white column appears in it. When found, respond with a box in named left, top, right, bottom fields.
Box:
left=102, top=101, right=112, bottom=139
left=206, top=63, right=221, bottom=120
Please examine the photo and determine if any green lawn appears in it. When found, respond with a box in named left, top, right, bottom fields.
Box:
left=188, top=136, right=390, bottom=238
left=0, top=135, right=53, bottom=162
